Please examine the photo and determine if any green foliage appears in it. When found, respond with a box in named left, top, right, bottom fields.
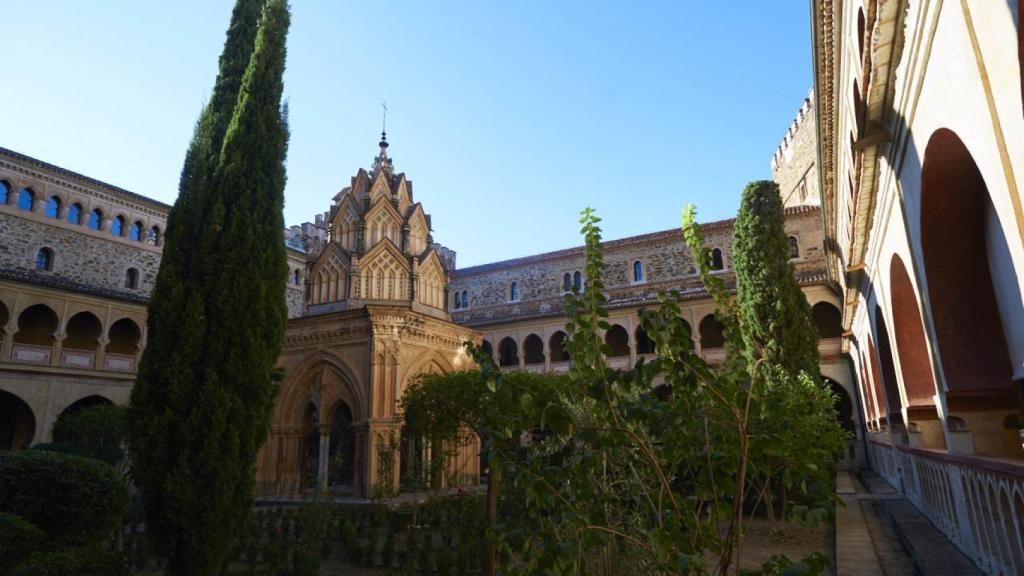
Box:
left=0, top=450, right=129, bottom=547
left=51, top=403, right=127, bottom=446
left=12, top=545, right=129, bottom=576
left=127, top=1, right=291, bottom=574
left=732, top=181, right=847, bottom=522
left=31, top=442, right=122, bottom=467
left=732, top=180, right=819, bottom=380
left=0, top=512, right=45, bottom=575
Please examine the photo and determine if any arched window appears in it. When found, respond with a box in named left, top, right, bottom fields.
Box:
left=35, top=248, right=53, bottom=271
left=125, top=268, right=139, bottom=289
left=710, top=248, right=724, bottom=271
left=129, top=221, right=142, bottom=241
left=563, top=273, right=572, bottom=292
left=605, top=325, right=630, bottom=357
left=106, top=318, right=141, bottom=355
left=857, top=8, right=866, bottom=61
left=147, top=226, right=160, bottom=246
left=635, top=326, right=656, bottom=354
left=453, top=292, right=461, bottom=309
left=523, top=334, right=544, bottom=365
left=461, top=290, right=468, bottom=309
left=573, top=271, right=582, bottom=291
left=498, top=337, right=519, bottom=367
left=509, top=282, right=519, bottom=302
left=67, top=203, right=82, bottom=225
left=699, top=314, right=725, bottom=349
left=633, top=260, right=644, bottom=283
left=788, top=236, right=799, bottom=259
left=17, top=188, right=35, bottom=211
left=87, top=209, right=103, bottom=231
left=292, top=269, right=301, bottom=285
left=481, top=339, right=494, bottom=360
left=44, top=197, right=61, bottom=218
left=549, top=331, right=570, bottom=362
left=812, top=302, right=843, bottom=339
left=0, top=180, right=9, bottom=204
left=111, top=216, right=125, bottom=237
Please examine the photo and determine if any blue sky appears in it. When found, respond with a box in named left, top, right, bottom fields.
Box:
left=3, top=2, right=812, bottom=267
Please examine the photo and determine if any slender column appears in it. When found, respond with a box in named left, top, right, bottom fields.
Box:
left=318, top=424, right=331, bottom=493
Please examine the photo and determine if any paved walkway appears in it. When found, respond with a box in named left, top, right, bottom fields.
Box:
left=834, top=470, right=982, bottom=576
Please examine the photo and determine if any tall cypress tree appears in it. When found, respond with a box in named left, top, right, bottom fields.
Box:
left=732, top=180, right=820, bottom=381
left=128, top=1, right=290, bottom=574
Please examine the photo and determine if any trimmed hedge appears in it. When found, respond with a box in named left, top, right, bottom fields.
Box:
left=0, top=450, right=129, bottom=545
left=0, top=512, right=45, bottom=575
left=51, top=403, right=127, bottom=446
left=31, top=442, right=122, bottom=467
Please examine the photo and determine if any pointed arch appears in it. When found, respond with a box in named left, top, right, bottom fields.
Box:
left=309, top=243, right=350, bottom=304
left=332, top=193, right=361, bottom=252
left=364, top=197, right=404, bottom=248
left=406, top=203, right=430, bottom=256
left=359, top=239, right=410, bottom=301
left=276, top=350, right=366, bottom=427
left=416, top=250, right=447, bottom=309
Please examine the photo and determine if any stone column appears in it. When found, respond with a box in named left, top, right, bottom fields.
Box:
left=96, top=336, right=110, bottom=372
left=2, top=320, right=15, bottom=363
left=318, top=424, right=331, bottom=493
left=354, top=425, right=368, bottom=497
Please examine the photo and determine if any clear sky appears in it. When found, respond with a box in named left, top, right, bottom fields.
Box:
left=3, top=2, right=812, bottom=267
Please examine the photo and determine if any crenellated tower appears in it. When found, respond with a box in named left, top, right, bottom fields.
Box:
left=306, top=133, right=451, bottom=318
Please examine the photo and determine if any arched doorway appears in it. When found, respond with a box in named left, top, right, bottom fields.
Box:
left=889, top=255, right=938, bottom=408
left=549, top=331, right=569, bottom=362
left=635, top=326, right=656, bottom=355
left=0, top=390, right=36, bottom=450
left=824, top=378, right=855, bottom=432
left=328, top=402, right=355, bottom=488
left=866, top=337, right=888, bottom=425
left=920, top=129, right=1017, bottom=398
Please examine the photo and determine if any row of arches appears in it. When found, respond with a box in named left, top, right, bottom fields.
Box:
left=2, top=302, right=142, bottom=366
left=855, top=129, right=1023, bottom=456
left=0, top=181, right=162, bottom=246
left=482, top=302, right=842, bottom=367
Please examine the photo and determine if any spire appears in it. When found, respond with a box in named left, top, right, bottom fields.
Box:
left=371, top=130, right=393, bottom=177
left=371, top=101, right=394, bottom=177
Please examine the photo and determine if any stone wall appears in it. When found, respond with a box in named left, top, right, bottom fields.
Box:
left=771, top=92, right=820, bottom=208
left=0, top=212, right=161, bottom=298
left=451, top=205, right=826, bottom=327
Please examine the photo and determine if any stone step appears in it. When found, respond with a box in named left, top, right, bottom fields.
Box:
left=883, top=499, right=982, bottom=576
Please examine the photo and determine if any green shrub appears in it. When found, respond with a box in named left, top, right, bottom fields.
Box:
left=0, top=450, right=129, bottom=545
left=51, top=403, right=127, bottom=446
left=0, top=512, right=45, bottom=575
left=13, top=544, right=129, bottom=576
left=31, top=442, right=122, bottom=467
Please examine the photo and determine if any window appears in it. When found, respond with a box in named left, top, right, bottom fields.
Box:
left=88, top=209, right=103, bottom=230
left=562, top=272, right=572, bottom=292
left=461, top=290, right=468, bottom=309
left=453, top=292, right=461, bottom=309
left=573, top=271, right=582, bottom=291
left=632, top=260, right=644, bottom=283
left=788, top=236, right=800, bottom=259
left=67, top=203, right=83, bottom=225
left=0, top=180, right=9, bottom=204
left=111, top=216, right=125, bottom=237
left=509, top=281, right=519, bottom=302
left=292, top=269, right=301, bottom=285
left=147, top=226, right=161, bottom=246
left=17, top=188, right=34, bottom=211
left=35, top=248, right=53, bottom=271
left=45, top=197, right=61, bottom=218
left=129, top=221, right=142, bottom=241
left=125, top=268, right=139, bottom=289
left=710, top=248, right=724, bottom=271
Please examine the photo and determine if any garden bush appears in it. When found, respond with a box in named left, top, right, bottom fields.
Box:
left=12, top=544, right=129, bottom=576
left=0, top=450, right=129, bottom=546
left=0, top=512, right=45, bottom=575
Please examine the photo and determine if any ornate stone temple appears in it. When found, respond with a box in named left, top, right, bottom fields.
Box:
left=253, top=134, right=479, bottom=497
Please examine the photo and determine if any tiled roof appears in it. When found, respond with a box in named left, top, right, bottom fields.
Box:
left=0, top=268, right=149, bottom=305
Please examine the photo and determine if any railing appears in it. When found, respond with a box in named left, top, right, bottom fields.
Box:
left=104, top=352, right=136, bottom=372
left=61, top=348, right=96, bottom=369
left=869, top=440, right=1024, bottom=575
left=818, top=337, right=842, bottom=356
left=702, top=347, right=726, bottom=364
left=10, top=343, right=51, bottom=365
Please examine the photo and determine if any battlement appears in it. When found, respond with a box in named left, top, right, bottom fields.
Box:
left=771, top=90, right=820, bottom=209
left=771, top=89, right=815, bottom=173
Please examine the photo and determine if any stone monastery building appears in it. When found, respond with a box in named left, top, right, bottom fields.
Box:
left=0, top=94, right=859, bottom=498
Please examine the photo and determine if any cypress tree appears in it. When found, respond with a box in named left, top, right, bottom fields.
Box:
left=127, top=1, right=290, bottom=574
left=732, top=180, right=820, bottom=381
